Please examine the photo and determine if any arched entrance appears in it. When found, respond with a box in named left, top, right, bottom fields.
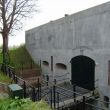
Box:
left=71, top=55, right=95, bottom=90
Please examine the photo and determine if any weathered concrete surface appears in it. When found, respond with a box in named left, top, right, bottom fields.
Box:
left=26, top=1, right=110, bottom=104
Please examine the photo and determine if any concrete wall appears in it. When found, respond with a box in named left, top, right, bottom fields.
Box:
left=26, top=1, right=110, bottom=102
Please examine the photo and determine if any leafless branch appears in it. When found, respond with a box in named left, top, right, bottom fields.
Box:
left=0, top=0, right=38, bottom=58
left=0, top=0, right=37, bottom=36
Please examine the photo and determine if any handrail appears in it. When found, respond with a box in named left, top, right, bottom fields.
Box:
left=56, top=85, right=83, bottom=96
left=15, top=75, right=24, bottom=82
left=86, top=96, right=110, bottom=104
left=58, top=93, right=67, bottom=108
left=74, top=85, right=91, bottom=92
left=2, top=63, right=109, bottom=110
left=56, top=77, right=69, bottom=82
left=44, top=94, right=51, bottom=104
left=7, top=65, right=14, bottom=69
left=41, top=78, right=91, bottom=97
left=85, top=102, right=106, bottom=110
left=41, top=80, right=55, bottom=87
left=40, top=85, right=51, bottom=90
left=54, top=73, right=68, bottom=78
left=1, top=63, right=14, bottom=69
left=57, top=91, right=75, bottom=99
left=41, top=91, right=50, bottom=98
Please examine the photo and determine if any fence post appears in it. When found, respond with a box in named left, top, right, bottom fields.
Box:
left=10, top=68, right=12, bottom=78
left=39, top=83, right=41, bottom=100
left=53, top=79, right=56, bottom=109
left=83, top=96, right=86, bottom=110
left=8, top=67, right=11, bottom=78
left=57, top=92, right=59, bottom=110
left=46, top=75, right=49, bottom=86
left=73, top=84, right=76, bottom=102
left=50, top=88, right=53, bottom=108
left=37, top=78, right=41, bottom=100
left=37, top=78, right=40, bottom=100
left=13, top=70, right=15, bottom=82
left=53, top=85, right=56, bottom=109
left=15, top=76, right=18, bottom=84
left=32, top=87, right=36, bottom=102
left=23, top=81, right=26, bottom=98
left=54, top=79, right=56, bottom=85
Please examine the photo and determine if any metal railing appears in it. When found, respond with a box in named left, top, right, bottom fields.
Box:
left=0, top=64, right=110, bottom=110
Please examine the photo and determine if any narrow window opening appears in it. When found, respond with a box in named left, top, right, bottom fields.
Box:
left=55, top=63, right=67, bottom=70
left=43, top=61, right=49, bottom=66
left=108, top=61, right=110, bottom=85
left=51, top=56, right=53, bottom=71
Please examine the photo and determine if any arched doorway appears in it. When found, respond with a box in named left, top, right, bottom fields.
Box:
left=71, top=55, right=95, bottom=90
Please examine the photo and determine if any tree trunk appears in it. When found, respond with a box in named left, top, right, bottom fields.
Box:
left=2, top=34, right=9, bottom=64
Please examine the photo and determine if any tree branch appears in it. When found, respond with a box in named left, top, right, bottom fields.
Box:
left=8, top=0, right=17, bottom=32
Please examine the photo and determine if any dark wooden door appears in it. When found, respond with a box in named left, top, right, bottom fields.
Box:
left=71, top=55, right=95, bottom=90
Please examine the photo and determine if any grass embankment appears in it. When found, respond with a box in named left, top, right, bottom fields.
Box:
left=0, top=72, right=12, bottom=84
left=0, top=45, right=40, bottom=70
left=9, top=45, right=40, bottom=70
left=0, top=98, right=52, bottom=110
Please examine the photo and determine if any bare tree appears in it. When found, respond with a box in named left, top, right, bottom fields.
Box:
left=0, top=0, right=37, bottom=64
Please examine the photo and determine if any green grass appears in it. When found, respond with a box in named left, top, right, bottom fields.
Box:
left=0, top=45, right=40, bottom=70
left=0, top=98, right=52, bottom=110
left=0, top=72, right=12, bottom=84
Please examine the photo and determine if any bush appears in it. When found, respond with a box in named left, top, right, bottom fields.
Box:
left=0, top=98, right=52, bottom=110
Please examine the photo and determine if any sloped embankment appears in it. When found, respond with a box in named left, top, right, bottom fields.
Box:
left=9, top=45, right=41, bottom=85
left=10, top=45, right=41, bottom=86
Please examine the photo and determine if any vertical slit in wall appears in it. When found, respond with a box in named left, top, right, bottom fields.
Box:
left=51, top=56, right=53, bottom=71
left=108, top=61, right=110, bottom=85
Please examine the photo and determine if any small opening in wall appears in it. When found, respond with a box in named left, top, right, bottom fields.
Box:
left=104, top=96, right=109, bottom=108
left=55, top=63, right=67, bottom=70
left=108, top=61, right=110, bottom=85
left=43, top=61, right=49, bottom=66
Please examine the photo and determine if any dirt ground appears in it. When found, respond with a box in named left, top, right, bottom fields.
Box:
left=16, top=68, right=42, bottom=87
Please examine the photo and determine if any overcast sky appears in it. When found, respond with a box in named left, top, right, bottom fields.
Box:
left=0, top=0, right=110, bottom=47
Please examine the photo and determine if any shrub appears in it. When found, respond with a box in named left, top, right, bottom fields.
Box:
left=0, top=98, right=52, bottom=110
